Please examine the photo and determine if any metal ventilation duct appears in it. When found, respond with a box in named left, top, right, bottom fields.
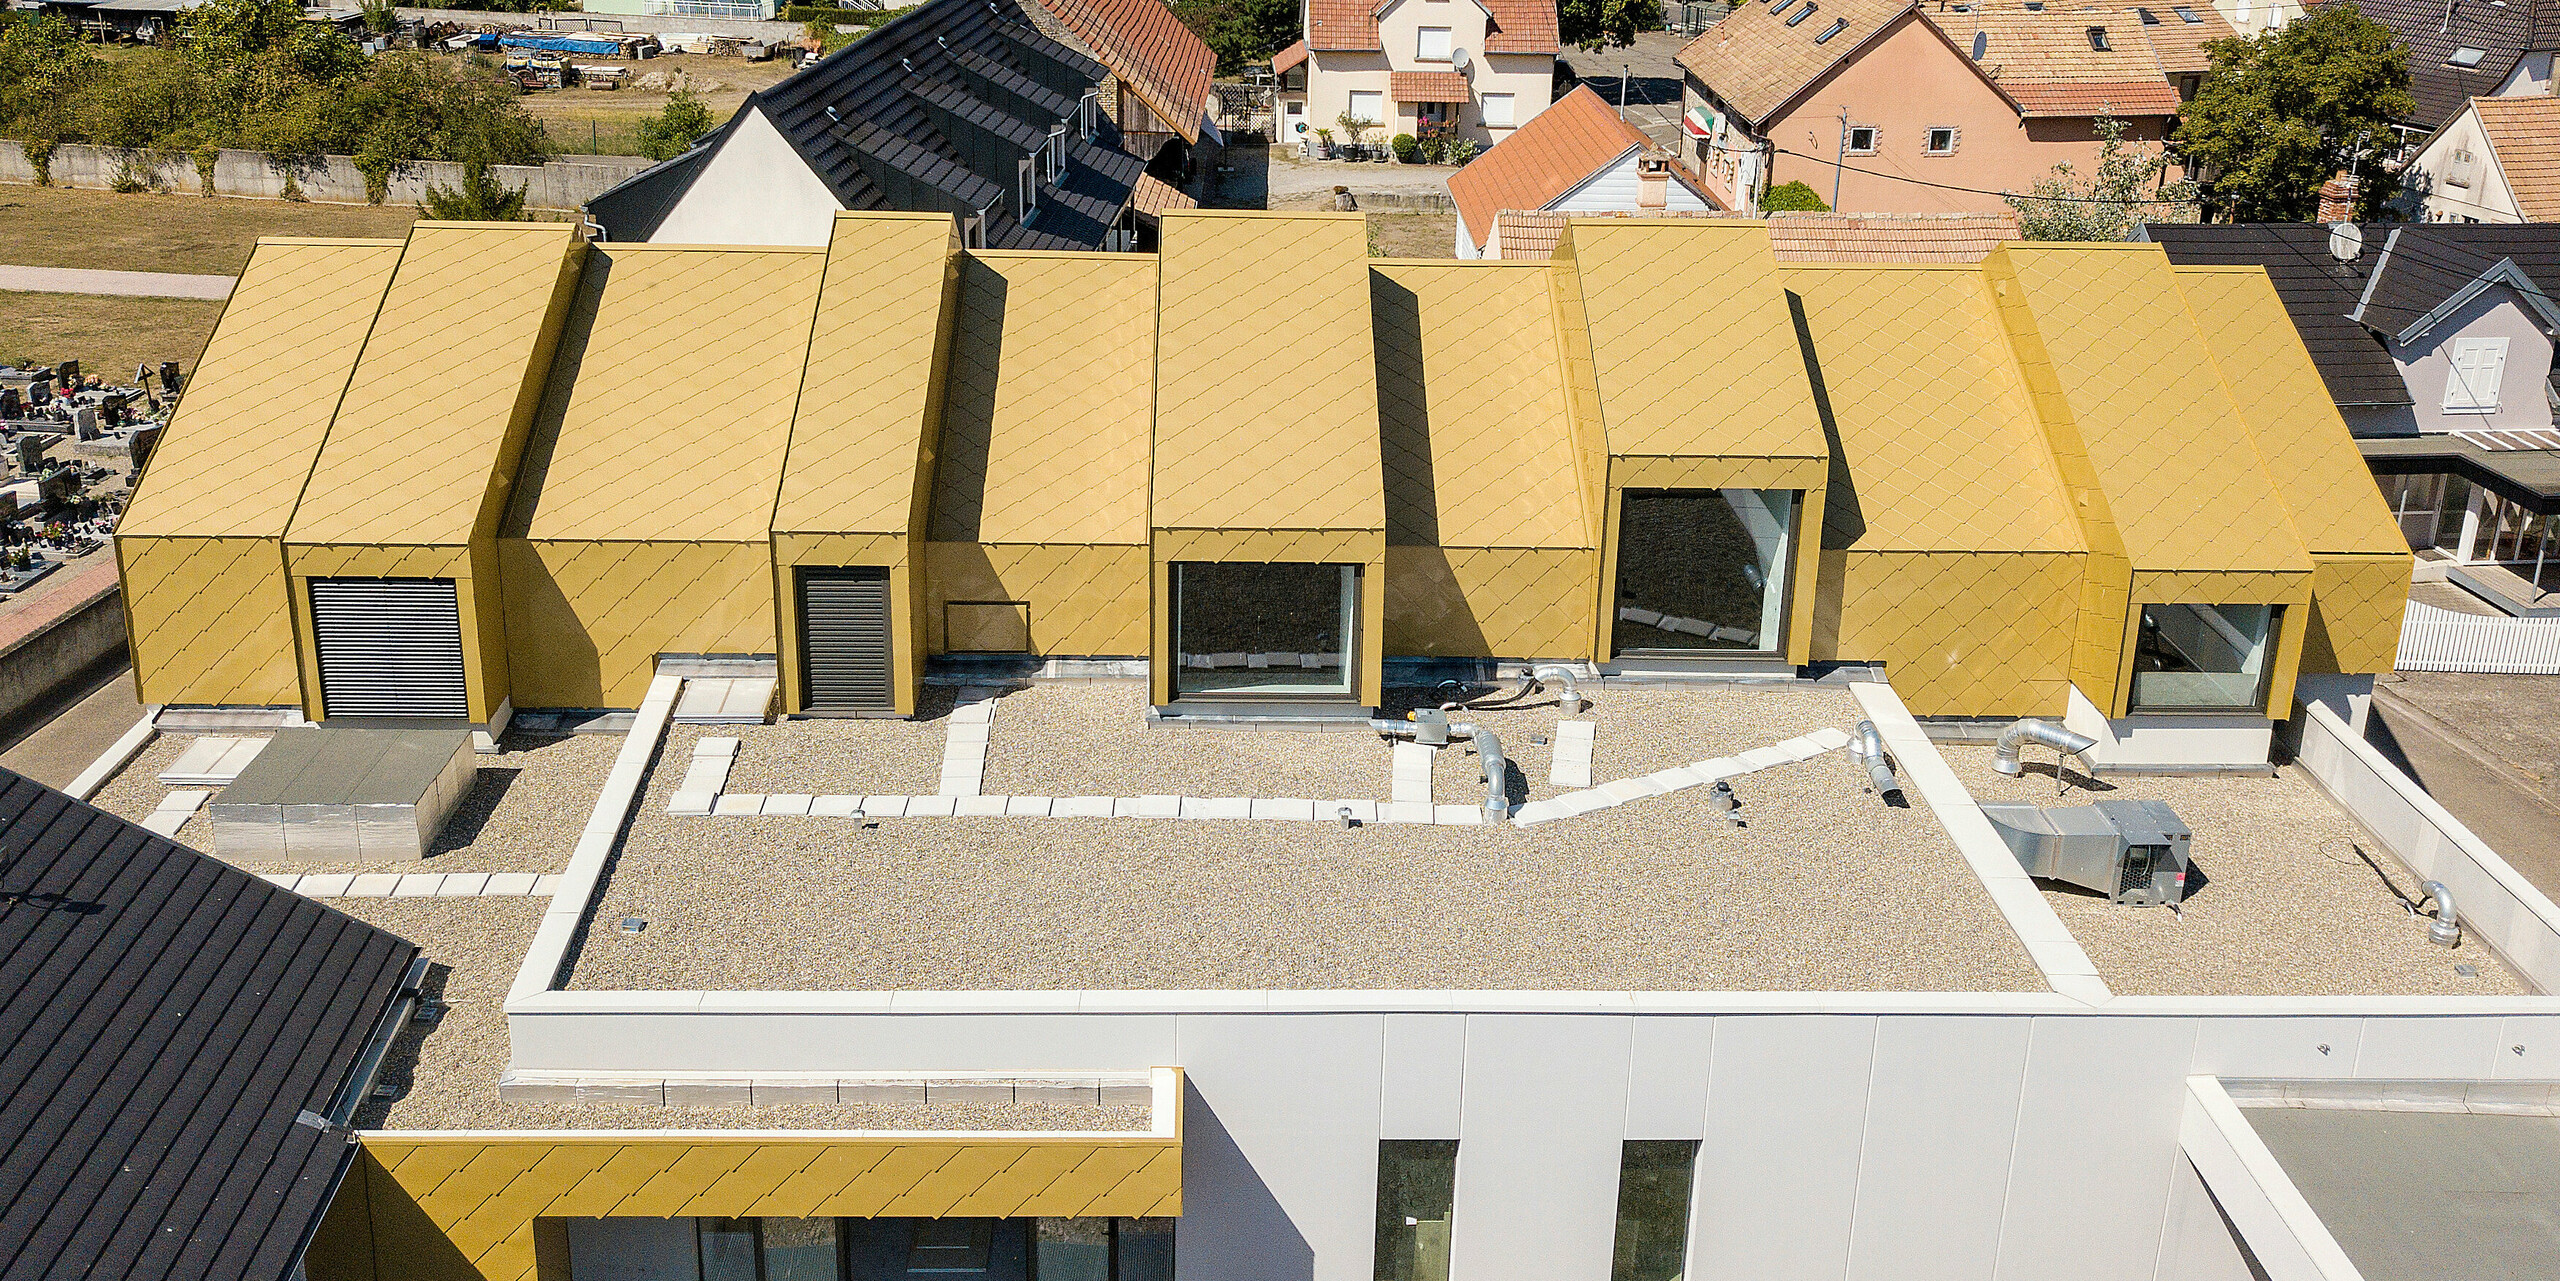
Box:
left=1979, top=798, right=2193, bottom=906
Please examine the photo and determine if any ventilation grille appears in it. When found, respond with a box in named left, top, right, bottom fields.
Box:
left=310, top=578, right=469, bottom=720
left=798, top=568, right=894, bottom=713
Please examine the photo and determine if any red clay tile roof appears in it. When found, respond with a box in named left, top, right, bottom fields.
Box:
left=1271, top=38, right=1308, bottom=72
left=1391, top=70, right=1475, bottom=100
left=1677, top=0, right=1917, bottom=127
left=1482, top=0, right=1561, bottom=54
left=1448, top=86, right=1698, bottom=248
left=1032, top=0, right=1217, bottom=142
left=1956, top=6, right=2185, bottom=117
left=1129, top=171, right=1198, bottom=216
left=1493, top=209, right=2021, bottom=260
left=1308, top=0, right=1383, bottom=50
left=2469, top=94, right=2560, bottom=221
left=1310, top=0, right=1558, bottom=54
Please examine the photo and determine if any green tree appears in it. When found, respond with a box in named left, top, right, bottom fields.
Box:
left=1759, top=179, right=1828, bottom=212
left=360, top=0, right=399, bottom=36
left=0, top=17, right=99, bottom=151
left=2004, top=115, right=2200, bottom=240
left=1173, top=0, right=1299, bottom=74
left=2172, top=2, right=2413, bottom=221
left=421, top=158, right=527, bottom=220
left=636, top=88, right=714, bottom=161
left=1558, top=0, right=1664, bottom=52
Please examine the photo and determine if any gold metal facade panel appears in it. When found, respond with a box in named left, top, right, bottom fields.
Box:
left=1608, top=455, right=1830, bottom=493
left=1781, top=265, right=2081, bottom=553
left=1558, top=220, right=1828, bottom=464
left=1544, top=228, right=1611, bottom=542
left=2303, top=553, right=2409, bottom=677
left=932, top=253, right=1157, bottom=546
left=774, top=213, right=963, bottom=537
left=1994, top=245, right=2312, bottom=577
left=769, top=536, right=923, bottom=716
left=2130, top=569, right=2313, bottom=607
left=500, top=540, right=777, bottom=708
left=1383, top=546, right=1598, bottom=658
left=1151, top=212, right=1384, bottom=534
left=340, top=1131, right=1180, bottom=1281
left=287, top=223, right=585, bottom=549
left=1832, top=551, right=2083, bottom=717
left=2170, top=265, right=2410, bottom=558
left=508, top=247, right=826, bottom=544
left=1370, top=262, right=1588, bottom=550
left=1151, top=529, right=1385, bottom=564
left=118, top=240, right=402, bottom=538
left=286, top=543, right=472, bottom=580
left=924, top=543, right=1151, bottom=656
left=117, top=536, right=300, bottom=706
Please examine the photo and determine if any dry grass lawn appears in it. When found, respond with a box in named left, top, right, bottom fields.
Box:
left=1368, top=211, right=1458, bottom=258
left=0, top=291, right=226, bottom=385
left=443, top=51, right=798, bottom=155
left=0, top=184, right=420, bottom=275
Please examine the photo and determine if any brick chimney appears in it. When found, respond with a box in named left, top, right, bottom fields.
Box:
left=2317, top=169, right=2360, bottom=223
left=1638, top=154, right=1670, bottom=211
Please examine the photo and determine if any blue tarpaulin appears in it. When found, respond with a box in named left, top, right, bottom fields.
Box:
left=496, top=32, right=624, bottom=54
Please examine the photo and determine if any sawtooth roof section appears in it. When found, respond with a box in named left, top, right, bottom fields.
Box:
left=1032, top=0, right=1215, bottom=142
left=590, top=0, right=1146, bottom=251
left=0, top=768, right=415, bottom=1281
left=285, top=222, right=583, bottom=550
left=1151, top=212, right=1383, bottom=534
left=2356, top=223, right=2560, bottom=346
left=1990, top=243, right=2313, bottom=577
left=1555, top=218, right=1830, bottom=464
left=2141, top=222, right=2410, bottom=409
left=1783, top=263, right=2081, bottom=554
left=1372, top=261, right=1590, bottom=550
left=931, top=250, right=1156, bottom=547
left=1677, top=0, right=1918, bottom=127
left=504, top=245, right=829, bottom=545
left=2309, top=0, right=2560, bottom=128
left=2470, top=95, right=2560, bottom=222
left=1448, top=86, right=1679, bottom=251
left=2172, top=264, right=2409, bottom=558
left=774, top=213, right=960, bottom=537
left=117, top=238, right=402, bottom=540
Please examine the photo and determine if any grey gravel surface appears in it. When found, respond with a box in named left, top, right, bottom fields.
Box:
left=711, top=686, right=957, bottom=797
left=1948, top=747, right=2530, bottom=997
left=572, top=686, right=2045, bottom=992
left=92, top=729, right=616, bottom=875
left=337, top=897, right=1150, bottom=1132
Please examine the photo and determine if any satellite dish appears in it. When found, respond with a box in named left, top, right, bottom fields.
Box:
left=2328, top=220, right=2363, bottom=262
left=1452, top=46, right=1472, bottom=72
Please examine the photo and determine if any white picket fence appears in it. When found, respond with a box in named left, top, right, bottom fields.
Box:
left=2395, top=600, right=2560, bottom=673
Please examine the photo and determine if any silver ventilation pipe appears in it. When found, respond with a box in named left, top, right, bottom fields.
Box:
left=2422, top=880, right=2462, bottom=947
left=1521, top=663, right=1588, bottom=714
left=1372, top=717, right=1512, bottom=820
left=1850, top=720, right=1900, bottom=797
left=1993, top=718, right=2097, bottom=777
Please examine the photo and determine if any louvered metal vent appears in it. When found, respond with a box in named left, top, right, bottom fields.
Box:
left=309, top=578, right=469, bottom=720
left=797, top=567, right=894, bottom=713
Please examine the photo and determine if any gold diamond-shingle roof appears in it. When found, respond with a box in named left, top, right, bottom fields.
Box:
left=504, top=245, right=828, bottom=545
left=1151, top=211, right=1382, bottom=534
left=932, top=251, right=1156, bottom=546
left=286, top=222, right=584, bottom=550
left=119, top=238, right=403, bottom=539
left=2170, top=265, right=2406, bottom=558
left=1989, top=243, right=2312, bottom=576
left=1373, top=261, right=1589, bottom=550
left=1555, top=218, right=1829, bottom=464
left=774, top=212, right=961, bottom=537
left=1783, top=263, right=2080, bottom=554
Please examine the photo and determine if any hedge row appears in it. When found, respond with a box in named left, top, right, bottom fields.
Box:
left=781, top=4, right=915, bottom=24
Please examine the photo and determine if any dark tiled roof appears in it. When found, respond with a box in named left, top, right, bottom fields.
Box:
left=2310, top=0, right=2560, bottom=129
left=2354, top=223, right=2560, bottom=341
left=2143, top=221, right=2411, bottom=407
left=0, top=768, right=416, bottom=1281
left=588, top=0, right=1147, bottom=251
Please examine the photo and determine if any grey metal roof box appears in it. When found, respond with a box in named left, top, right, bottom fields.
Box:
left=211, top=726, right=474, bottom=863
left=1980, top=797, right=2193, bottom=907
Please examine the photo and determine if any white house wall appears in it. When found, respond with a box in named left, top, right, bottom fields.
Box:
left=2412, top=105, right=2523, bottom=224
left=2389, top=284, right=2557, bottom=435
left=1552, top=151, right=1716, bottom=219
left=1294, top=7, right=1554, bottom=148
left=642, top=106, right=845, bottom=246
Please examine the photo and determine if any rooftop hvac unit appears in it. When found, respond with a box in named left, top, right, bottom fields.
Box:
left=1979, top=798, right=2192, bottom=906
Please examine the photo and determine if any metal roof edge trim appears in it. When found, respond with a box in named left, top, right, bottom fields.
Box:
left=2394, top=255, right=2560, bottom=346
left=594, top=243, right=829, bottom=255
left=250, top=236, right=409, bottom=248
left=2349, top=224, right=2400, bottom=328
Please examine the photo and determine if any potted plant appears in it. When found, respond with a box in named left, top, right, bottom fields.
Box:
left=1336, top=111, right=1379, bottom=162
left=1314, top=127, right=1335, bottom=158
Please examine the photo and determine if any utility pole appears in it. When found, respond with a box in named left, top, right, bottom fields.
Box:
left=1833, top=106, right=1849, bottom=210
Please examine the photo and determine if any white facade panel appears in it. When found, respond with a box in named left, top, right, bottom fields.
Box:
left=1623, top=1015, right=1715, bottom=1137
left=1845, top=1015, right=2032, bottom=1281
left=2150, top=1157, right=2255, bottom=1281
left=2494, top=1014, right=2560, bottom=1077
left=1994, top=1016, right=2201, bottom=1281
left=2189, top=1016, right=2367, bottom=1080
left=2354, top=1014, right=2502, bottom=1078
left=1691, top=1015, right=1879, bottom=1281
left=644, top=107, right=844, bottom=246
left=1447, top=1015, right=1634, bottom=1281
left=1175, top=1013, right=1386, bottom=1281
left=1381, top=1013, right=1467, bottom=1137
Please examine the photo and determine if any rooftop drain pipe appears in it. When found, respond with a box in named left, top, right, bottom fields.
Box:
left=1850, top=720, right=1901, bottom=799
left=1436, top=665, right=1590, bottom=715
left=1993, top=718, right=2098, bottom=777
left=2422, top=880, right=2462, bottom=947
left=1375, top=711, right=1512, bottom=821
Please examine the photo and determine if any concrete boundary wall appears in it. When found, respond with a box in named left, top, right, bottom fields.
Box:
left=2292, top=698, right=2560, bottom=994
left=0, top=578, right=125, bottom=739
left=2177, top=1075, right=2365, bottom=1281
left=0, top=142, right=654, bottom=211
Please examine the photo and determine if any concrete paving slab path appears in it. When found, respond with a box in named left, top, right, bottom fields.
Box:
left=0, top=264, right=234, bottom=300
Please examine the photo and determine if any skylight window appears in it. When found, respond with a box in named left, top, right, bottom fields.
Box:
left=1815, top=15, right=1848, bottom=39
left=2137, top=6, right=2159, bottom=21
left=2173, top=4, right=2201, bottom=19
left=2449, top=46, right=2487, bottom=66
left=1786, top=2, right=1818, bottom=25
left=2023, top=2, right=2042, bottom=9
left=2087, top=25, right=2110, bottom=48
left=1770, top=0, right=1799, bottom=14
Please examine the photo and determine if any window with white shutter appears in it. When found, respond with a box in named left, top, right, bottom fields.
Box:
left=2442, top=335, right=2508, bottom=413
left=1418, top=26, right=1451, bottom=60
